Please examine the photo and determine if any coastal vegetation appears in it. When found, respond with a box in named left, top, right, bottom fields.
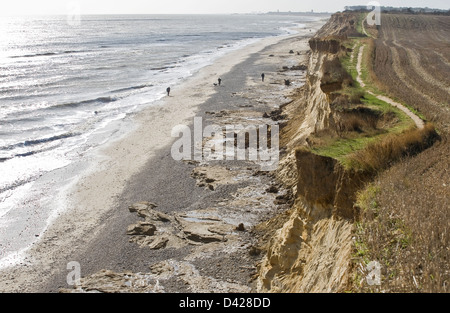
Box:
left=350, top=13, right=449, bottom=293
left=257, top=11, right=448, bottom=293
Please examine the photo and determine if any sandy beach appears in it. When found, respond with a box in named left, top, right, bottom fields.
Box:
left=0, top=18, right=327, bottom=293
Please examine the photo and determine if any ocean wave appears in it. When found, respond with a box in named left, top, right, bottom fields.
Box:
left=49, top=96, right=118, bottom=110
left=10, top=52, right=57, bottom=58
left=0, top=132, right=76, bottom=152
left=9, top=50, right=88, bottom=59
left=0, top=176, right=34, bottom=195
left=150, top=65, right=177, bottom=71
left=0, top=115, right=42, bottom=125
left=110, top=84, right=153, bottom=94
left=176, top=34, right=202, bottom=37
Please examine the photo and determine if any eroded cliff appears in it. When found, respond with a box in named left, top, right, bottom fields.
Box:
left=256, top=13, right=369, bottom=293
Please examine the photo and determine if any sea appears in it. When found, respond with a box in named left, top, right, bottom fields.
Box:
left=0, top=14, right=320, bottom=268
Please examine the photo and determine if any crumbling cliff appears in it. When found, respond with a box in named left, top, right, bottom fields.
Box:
left=256, top=13, right=368, bottom=293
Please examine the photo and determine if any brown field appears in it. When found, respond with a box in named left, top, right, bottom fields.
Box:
left=372, top=14, right=450, bottom=132
left=355, top=14, right=450, bottom=293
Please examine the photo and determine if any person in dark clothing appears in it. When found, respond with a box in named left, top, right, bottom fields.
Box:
left=218, top=78, right=222, bottom=86
left=166, top=87, right=171, bottom=96
left=261, top=73, right=265, bottom=82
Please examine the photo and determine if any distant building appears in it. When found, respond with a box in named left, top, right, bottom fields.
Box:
left=344, top=5, right=449, bottom=14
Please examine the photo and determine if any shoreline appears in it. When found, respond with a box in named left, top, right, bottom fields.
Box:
left=0, top=18, right=328, bottom=292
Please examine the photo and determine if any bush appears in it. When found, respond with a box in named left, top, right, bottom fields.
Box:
left=347, top=123, right=439, bottom=172
left=350, top=90, right=365, bottom=104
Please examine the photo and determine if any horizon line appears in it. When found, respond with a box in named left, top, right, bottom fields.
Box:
left=0, top=11, right=335, bottom=17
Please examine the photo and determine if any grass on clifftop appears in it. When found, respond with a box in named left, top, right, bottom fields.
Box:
left=308, top=34, right=424, bottom=171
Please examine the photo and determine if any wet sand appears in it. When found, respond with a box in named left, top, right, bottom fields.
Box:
left=0, top=19, right=327, bottom=293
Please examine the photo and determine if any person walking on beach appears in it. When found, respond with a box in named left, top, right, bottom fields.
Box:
left=166, top=87, right=171, bottom=96
left=218, top=78, right=222, bottom=86
left=261, top=73, right=265, bottom=82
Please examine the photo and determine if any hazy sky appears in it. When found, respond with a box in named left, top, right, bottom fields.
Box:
left=1, top=0, right=448, bottom=15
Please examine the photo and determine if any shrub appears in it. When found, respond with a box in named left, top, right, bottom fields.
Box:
left=350, top=90, right=365, bottom=104
left=347, top=123, right=439, bottom=172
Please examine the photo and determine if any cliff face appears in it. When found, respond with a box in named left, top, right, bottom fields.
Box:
left=258, top=151, right=370, bottom=292
left=257, top=13, right=366, bottom=293
left=257, top=201, right=354, bottom=292
left=279, top=14, right=358, bottom=149
left=294, top=149, right=371, bottom=220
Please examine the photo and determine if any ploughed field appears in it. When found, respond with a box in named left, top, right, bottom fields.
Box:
left=357, top=13, right=449, bottom=292
left=373, top=14, right=450, bottom=133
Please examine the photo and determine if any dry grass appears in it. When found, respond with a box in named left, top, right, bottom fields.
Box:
left=351, top=14, right=449, bottom=293
left=347, top=123, right=439, bottom=173
left=353, top=137, right=449, bottom=292
left=336, top=107, right=381, bottom=134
